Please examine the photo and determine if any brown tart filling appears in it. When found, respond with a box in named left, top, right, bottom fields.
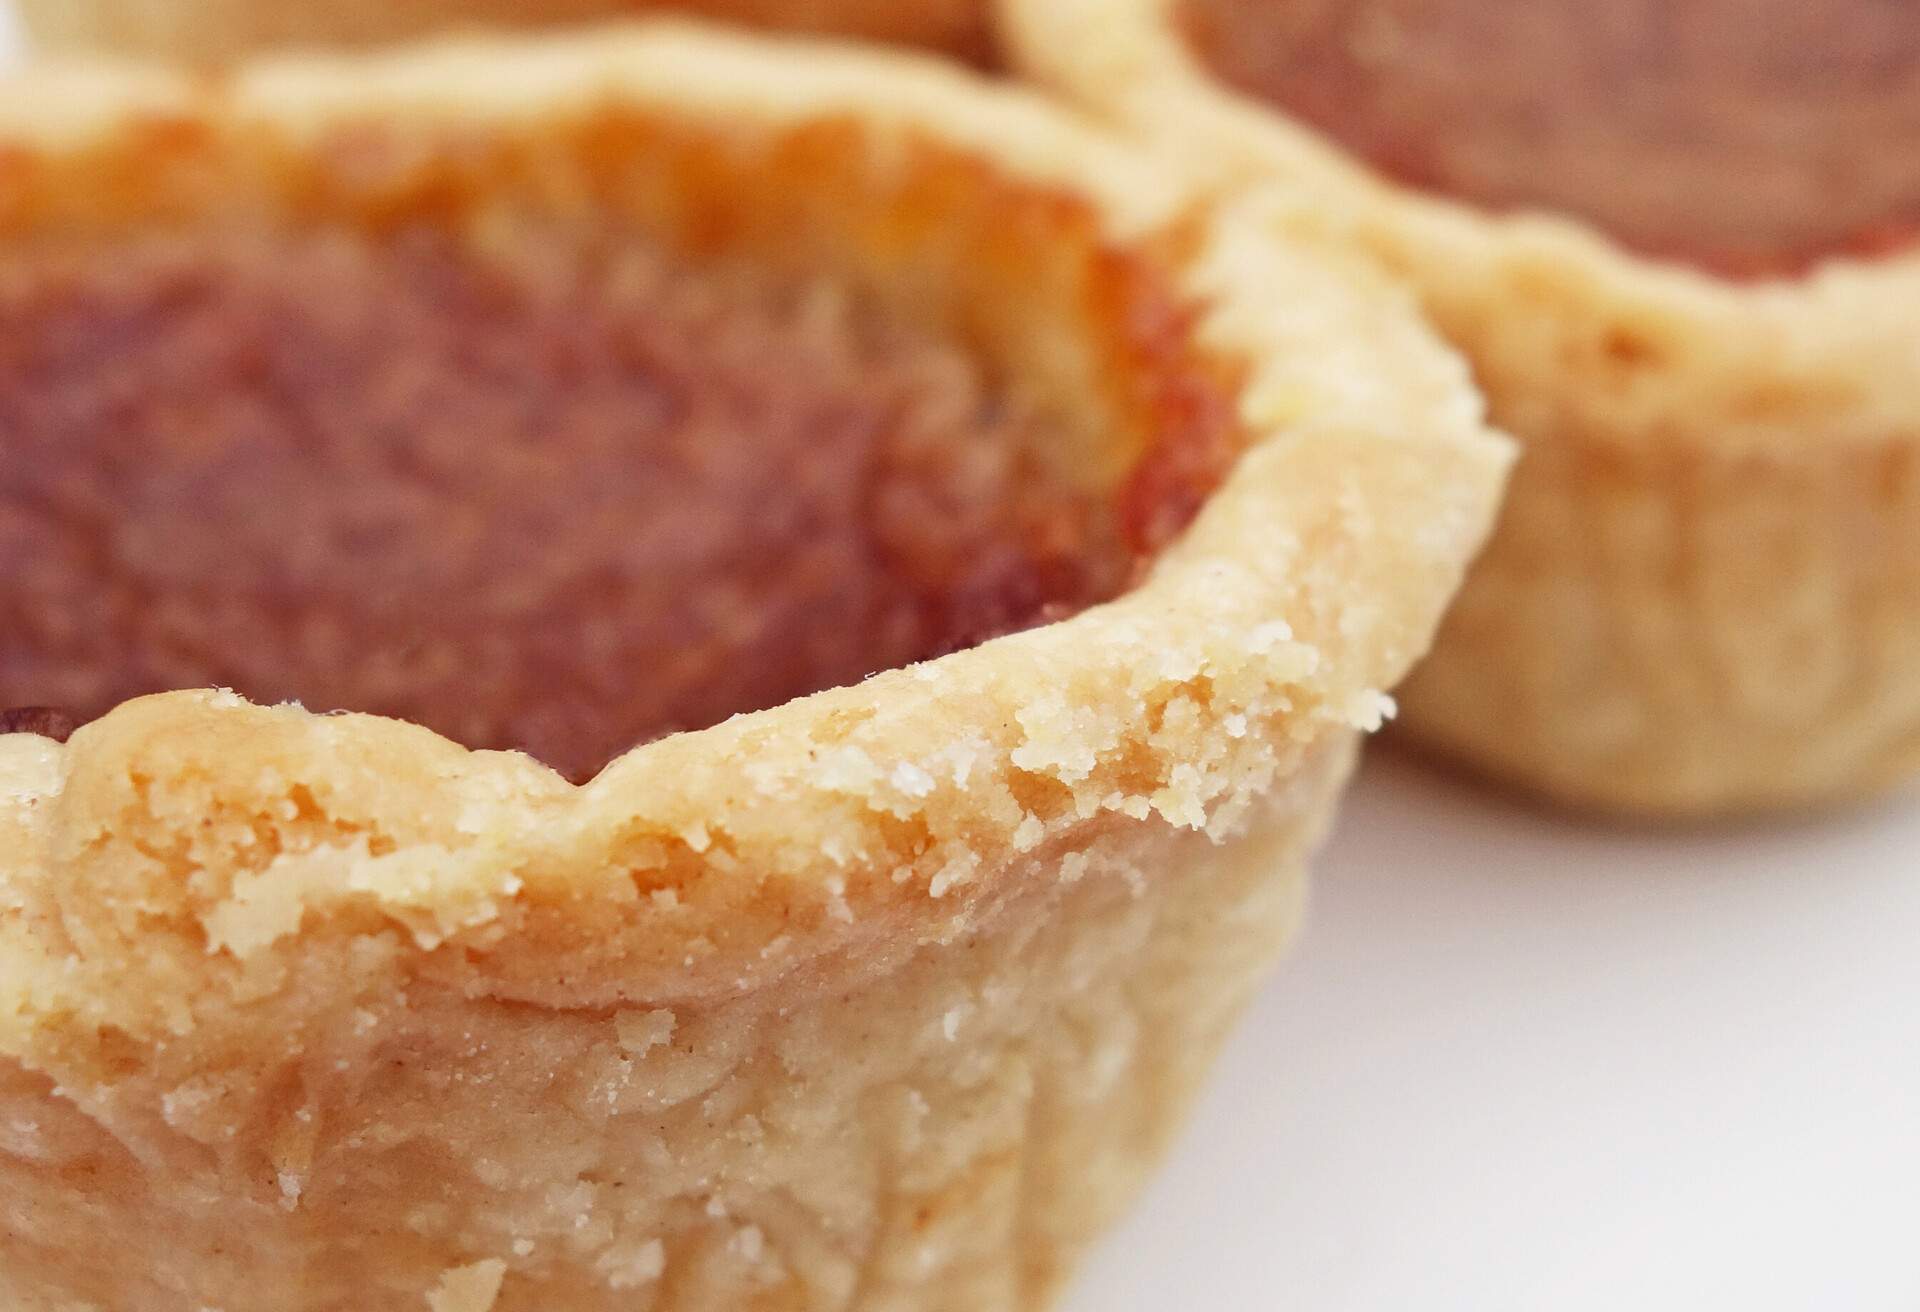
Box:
left=1182, top=0, right=1920, bottom=275
left=0, top=224, right=1208, bottom=781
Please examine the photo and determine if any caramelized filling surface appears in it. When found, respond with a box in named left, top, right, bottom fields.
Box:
left=1184, top=0, right=1920, bottom=274
left=0, top=225, right=1181, bottom=780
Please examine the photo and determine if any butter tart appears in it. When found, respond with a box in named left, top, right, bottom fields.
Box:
left=1006, top=0, right=1920, bottom=814
left=19, top=0, right=994, bottom=64
left=0, top=24, right=1508, bottom=1311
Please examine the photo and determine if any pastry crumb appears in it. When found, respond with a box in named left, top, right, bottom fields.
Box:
left=614, top=1009, right=677, bottom=1057
left=427, top=1259, right=507, bottom=1312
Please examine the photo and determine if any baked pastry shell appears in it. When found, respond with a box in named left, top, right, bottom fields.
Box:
left=0, top=26, right=1508, bottom=1310
left=16, top=0, right=995, bottom=64
left=1004, top=0, right=1920, bottom=816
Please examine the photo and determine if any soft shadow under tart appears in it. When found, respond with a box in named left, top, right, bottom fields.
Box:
left=0, top=25, right=1506, bottom=1312
left=1007, top=0, right=1920, bottom=814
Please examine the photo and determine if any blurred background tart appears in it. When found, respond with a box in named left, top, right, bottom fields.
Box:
left=16, top=0, right=995, bottom=63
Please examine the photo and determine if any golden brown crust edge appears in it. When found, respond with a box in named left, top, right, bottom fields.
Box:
left=1003, top=0, right=1920, bottom=816
left=1, top=731, right=1351, bottom=1312
left=0, top=26, right=1508, bottom=1309
left=17, top=0, right=996, bottom=64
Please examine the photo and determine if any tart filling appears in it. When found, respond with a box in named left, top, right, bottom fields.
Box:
left=0, top=223, right=1221, bottom=781
left=1181, top=0, right=1920, bottom=274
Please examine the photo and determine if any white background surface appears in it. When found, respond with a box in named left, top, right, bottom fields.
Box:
left=2, top=7, right=1916, bottom=1308
left=1063, top=754, right=1920, bottom=1312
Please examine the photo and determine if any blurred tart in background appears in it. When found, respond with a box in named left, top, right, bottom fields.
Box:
left=16, top=0, right=996, bottom=64
left=1007, top=0, right=1920, bottom=816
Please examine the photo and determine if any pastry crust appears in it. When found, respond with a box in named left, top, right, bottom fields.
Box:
left=16, top=0, right=995, bottom=64
left=1004, top=0, right=1920, bottom=815
left=0, top=25, right=1508, bottom=1311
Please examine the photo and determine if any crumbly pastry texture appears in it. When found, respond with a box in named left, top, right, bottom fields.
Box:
left=0, top=25, right=1508, bottom=1311
left=17, top=0, right=995, bottom=64
left=1004, top=0, right=1920, bottom=815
